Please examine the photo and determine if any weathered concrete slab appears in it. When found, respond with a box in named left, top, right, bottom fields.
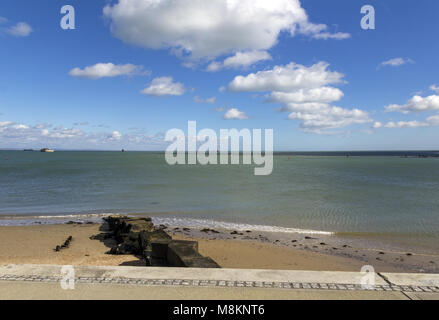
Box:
left=151, top=240, right=172, bottom=259
left=0, top=281, right=410, bottom=300
left=380, top=272, right=439, bottom=287
left=405, top=292, right=439, bottom=300
left=96, top=216, right=219, bottom=268
left=0, top=264, right=387, bottom=285
left=166, top=241, right=220, bottom=268
left=2, top=264, right=439, bottom=300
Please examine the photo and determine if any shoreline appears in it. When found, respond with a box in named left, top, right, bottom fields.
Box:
left=0, top=219, right=437, bottom=274
left=167, top=226, right=439, bottom=274
left=1, top=213, right=438, bottom=253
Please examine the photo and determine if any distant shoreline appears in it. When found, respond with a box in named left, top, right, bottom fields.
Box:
left=1, top=149, right=439, bottom=157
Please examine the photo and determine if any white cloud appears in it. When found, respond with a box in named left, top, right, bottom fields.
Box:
left=109, top=131, right=122, bottom=141
left=47, top=128, right=84, bottom=139
left=207, top=50, right=272, bottom=71
left=223, top=108, right=248, bottom=120
left=0, top=17, right=8, bottom=24
left=12, top=124, right=29, bottom=130
left=385, top=95, right=439, bottom=113
left=194, top=96, right=216, bottom=104
left=103, top=0, right=350, bottom=60
left=312, top=32, right=351, bottom=40
left=430, top=84, right=439, bottom=94
left=224, top=50, right=272, bottom=68
left=379, top=57, right=414, bottom=68
left=0, top=120, right=167, bottom=150
left=5, top=22, right=32, bottom=37
left=374, top=115, right=439, bottom=130
left=0, top=121, right=14, bottom=127
left=268, top=87, right=344, bottom=104
left=227, top=61, right=371, bottom=134
left=206, top=62, right=222, bottom=72
left=287, top=104, right=371, bottom=134
left=69, top=63, right=146, bottom=79
left=141, top=77, right=186, bottom=96
left=383, top=121, right=428, bottom=129
left=372, top=122, right=383, bottom=129
left=228, top=62, right=344, bottom=92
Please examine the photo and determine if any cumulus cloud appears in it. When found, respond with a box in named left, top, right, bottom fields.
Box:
left=227, top=61, right=371, bottom=134
left=141, top=77, right=186, bottom=96
left=207, top=51, right=272, bottom=71
left=268, top=87, right=344, bottom=104
left=385, top=95, right=439, bottom=113
left=228, top=62, right=344, bottom=92
left=287, top=104, right=371, bottom=134
left=103, top=0, right=350, bottom=61
left=109, top=131, right=122, bottom=141
left=312, top=32, right=351, bottom=40
left=427, top=114, right=439, bottom=126
left=383, top=121, right=428, bottom=129
left=69, top=63, right=147, bottom=79
left=194, top=96, right=216, bottom=104
left=430, top=84, right=439, bottom=94
left=223, top=108, right=249, bottom=120
left=12, top=124, right=29, bottom=130
left=379, top=57, right=414, bottom=68
left=0, top=120, right=167, bottom=150
left=0, top=121, right=14, bottom=127
left=5, top=22, right=32, bottom=37
left=372, top=122, right=383, bottom=129
left=374, top=115, right=439, bottom=130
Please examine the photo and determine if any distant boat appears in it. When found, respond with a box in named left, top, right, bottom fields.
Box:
left=23, top=149, right=34, bottom=152
left=40, top=148, right=54, bottom=153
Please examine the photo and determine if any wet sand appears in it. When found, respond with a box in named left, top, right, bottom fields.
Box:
left=168, top=226, right=439, bottom=273
left=0, top=222, right=437, bottom=273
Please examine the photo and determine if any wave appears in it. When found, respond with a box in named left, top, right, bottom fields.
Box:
left=0, top=213, right=114, bottom=226
left=0, top=213, right=333, bottom=235
left=151, top=216, right=334, bottom=235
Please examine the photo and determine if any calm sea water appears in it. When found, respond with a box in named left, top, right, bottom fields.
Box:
left=1, top=151, right=439, bottom=239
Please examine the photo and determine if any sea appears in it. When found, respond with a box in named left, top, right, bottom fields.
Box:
left=1, top=150, right=438, bottom=250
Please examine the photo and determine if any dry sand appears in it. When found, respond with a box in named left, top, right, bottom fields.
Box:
left=0, top=223, right=362, bottom=271
left=0, top=224, right=141, bottom=266
left=172, top=234, right=364, bottom=271
left=0, top=223, right=437, bottom=273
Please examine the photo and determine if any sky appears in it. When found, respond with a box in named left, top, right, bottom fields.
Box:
left=1, top=0, right=439, bottom=151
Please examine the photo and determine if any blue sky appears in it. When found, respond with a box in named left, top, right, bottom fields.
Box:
left=1, top=0, right=439, bottom=151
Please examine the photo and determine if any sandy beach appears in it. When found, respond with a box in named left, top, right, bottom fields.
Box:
left=0, top=221, right=437, bottom=273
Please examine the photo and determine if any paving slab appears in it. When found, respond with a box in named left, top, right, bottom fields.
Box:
left=0, top=264, right=388, bottom=285
left=0, top=281, right=409, bottom=300
left=0, top=264, right=438, bottom=300
left=404, top=292, right=439, bottom=300
left=380, top=273, right=439, bottom=287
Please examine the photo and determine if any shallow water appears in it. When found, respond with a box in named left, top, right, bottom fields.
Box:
left=1, top=151, right=439, bottom=243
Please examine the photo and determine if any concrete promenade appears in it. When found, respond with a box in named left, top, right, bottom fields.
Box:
left=0, top=264, right=438, bottom=300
